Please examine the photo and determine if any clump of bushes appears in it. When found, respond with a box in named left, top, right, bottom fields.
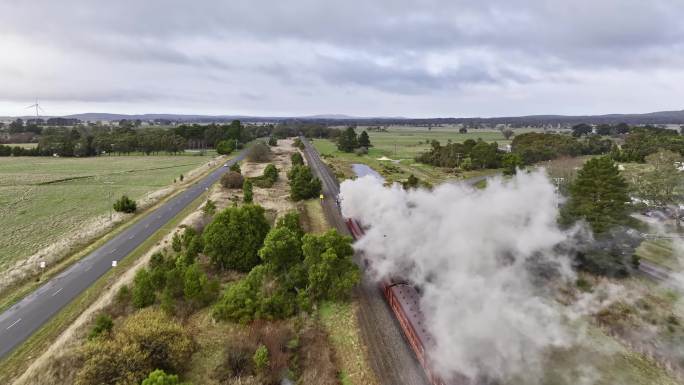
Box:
left=251, top=164, right=279, bottom=188
left=291, top=152, right=304, bottom=166
left=113, top=195, right=137, bottom=213
left=247, top=142, right=272, bottom=162
left=287, top=165, right=321, bottom=201
left=221, top=171, right=244, bottom=189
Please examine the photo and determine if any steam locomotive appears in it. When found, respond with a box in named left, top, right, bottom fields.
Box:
left=345, top=218, right=470, bottom=385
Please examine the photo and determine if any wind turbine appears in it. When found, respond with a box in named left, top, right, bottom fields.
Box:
left=26, top=99, right=45, bottom=119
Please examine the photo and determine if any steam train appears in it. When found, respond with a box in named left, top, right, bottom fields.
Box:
left=345, top=218, right=470, bottom=385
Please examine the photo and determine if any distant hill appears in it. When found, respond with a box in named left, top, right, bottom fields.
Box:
left=4, top=109, right=684, bottom=125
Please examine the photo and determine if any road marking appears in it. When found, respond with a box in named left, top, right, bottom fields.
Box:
left=52, top=288, right=63, bottom=296
left=111, top=248, right=117, bottom=253
left=6, top=319, right=21, bottom=330
left=85, top=265, right=93, bottom=272
left=128, top=235, right=134, bottom=240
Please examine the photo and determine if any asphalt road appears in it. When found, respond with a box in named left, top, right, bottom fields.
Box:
left=300, top=137, right=430, bottom=385
left=0, top=150, right=246, bottom=359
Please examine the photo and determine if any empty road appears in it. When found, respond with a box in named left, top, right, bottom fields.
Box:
left=0, top=150, right=246, bottom=358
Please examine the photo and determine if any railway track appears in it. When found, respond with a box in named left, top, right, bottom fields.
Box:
left=300, top=137, right=430, bottom=385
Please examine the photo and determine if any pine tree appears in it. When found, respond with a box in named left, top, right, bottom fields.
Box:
left=358, top=130, right=371, bottom=148
left=562, top=156, right=629, bottom=232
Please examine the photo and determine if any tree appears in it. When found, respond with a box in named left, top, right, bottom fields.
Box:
left=470, top=141, right=499, bottom=169
left=301, top=230, right=360, bottom=302
left=183, top=263, right=218, bottom=307
left=358, top=130, right=371, bottom=148
left=459, top=127, right=468, bottom=133
left=561, top=157, right=630, bottom=232
left=263, top=164, right=278, bottom=182
left=113, top=195, right=137, bottom=213
left=337, top=127, right=358, bottom=152
left=216, top=140, right=235, bottom=155
left=501, top=153, right=523, bottom=175
left=571, top=123, right=592, bottom=137
left=203, top=205, right=270, bottom=271
left=268, top=136, right=278, bottom=146
left=287, top=165, right=322, bottom=201
left=243, top=179, right=253, bottom=203
left=501, top=128, right=514, bottom=140
left=291, top=152, right=304, bottom=166
left=634, top=150, right=682, bottom=226
left=221, top=171, right=244, bottom=188
left=141, top=370, right=188, bottom=385
left=132, top=269, right=156, bottom=308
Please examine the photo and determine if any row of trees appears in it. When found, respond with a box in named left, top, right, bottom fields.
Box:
left=416, top=138, right=524, bottom=172
left=511, top=132, right=613, bottom=164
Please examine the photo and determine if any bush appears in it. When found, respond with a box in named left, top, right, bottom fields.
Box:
left=287, top=165, right=322, bottom=201
left=203, top=205, right=270, bottom=271
left=230, top=162, right=241, bottom=173
left=88, top=314, right=113, bottom=340
left=216, top=140, right=235, bottom=155
left=221, top=171, right=244, bottom=189
left=132, top=269, right=156, bottom=308
left=141, top=369, right=185, bottom=385
left=113, top=195, right=137, bottom=213
left=202, top=199, right=217, bottom=216
left=76, top=309, right=194, bottom=385
left=243, top=179, right=253, bottom=203
left=268, top=136, right=278, bottom=146
left=253, top=345, right=269, bottom=373
left=354, top=146, right=368, bottom=156
left=291, top=152, right=304, bottom=166
left=293, top=138, right=305, bottom=150
left=247, top=142, right=272, bottom=162
left=251, top=164, right=279, bottom=188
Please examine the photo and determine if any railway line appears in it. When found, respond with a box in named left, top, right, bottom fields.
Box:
left=300, top=137, right=430, bottom=385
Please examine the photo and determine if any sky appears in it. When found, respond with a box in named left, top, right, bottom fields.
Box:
left=1, top=0, right=683, bottom=118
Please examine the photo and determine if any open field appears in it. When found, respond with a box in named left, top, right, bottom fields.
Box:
left=311, top=137, right=498, bottom=185
left=0, top=154, right=215, bottom=269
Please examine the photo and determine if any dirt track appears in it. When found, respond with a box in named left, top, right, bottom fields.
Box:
left=301, top=137, right=429, bottom=385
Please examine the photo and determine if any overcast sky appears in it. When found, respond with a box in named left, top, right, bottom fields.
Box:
left=1, top=0, right=683, bottom=118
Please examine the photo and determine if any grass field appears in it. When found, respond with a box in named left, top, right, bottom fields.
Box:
left=0, top=154, right=215, bottom=269
left=311, top=136, right=498, bottom=185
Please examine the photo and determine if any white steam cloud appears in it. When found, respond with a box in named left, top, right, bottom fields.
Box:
left=340, top=171, right=580, bottom=382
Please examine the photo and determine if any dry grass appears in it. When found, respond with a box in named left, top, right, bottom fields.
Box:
left=299, top=199, right=330, bottom=234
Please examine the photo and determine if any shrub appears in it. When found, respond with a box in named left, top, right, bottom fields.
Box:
left=132, top=269, right=156, bottom=308
left=141, top=369, right=185, bottom=385
left=76, top=309, right=194, bottom=385
left=243, top=179, right=253, bottom=203
left=287, top=165, right=322, bottom=201
left=202, top=199, right=217, bottom=216
left=203, top=205, right=270, bottom=271
left=253, top=345, right=269, bottom=373
left=216, top=140, right=235, bottom=155
left=263, top=164, right=278, bottom=182
left=354, top=146, right=368, bottom=156
left=293, top=137, right=305, bottom=150
left=88, top=314, right=113, bottom=340
left=230, top=162, right=241, bottom=173
left=268, top=136, right=278, bottom=146
left=247, top=142, right=272, bottom=162
left=221, top=171, right=244, bottom=189
left=113, top=195, right=137, bottom=213
left=291, top=152, right=304, bottom=166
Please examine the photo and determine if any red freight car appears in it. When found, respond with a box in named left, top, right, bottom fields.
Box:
left=345, top=217, right=470, bottom=385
